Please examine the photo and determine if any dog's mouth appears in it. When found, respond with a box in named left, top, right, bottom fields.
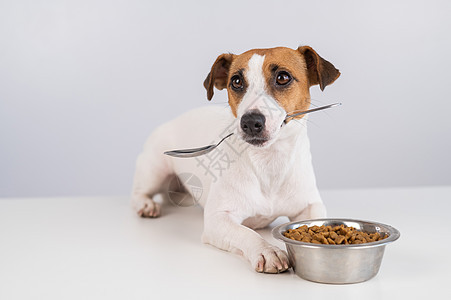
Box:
left=243, top=136, right=270, bottom=146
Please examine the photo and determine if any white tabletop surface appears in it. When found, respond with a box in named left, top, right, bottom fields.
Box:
left=1, top=186, right=450, bottom=300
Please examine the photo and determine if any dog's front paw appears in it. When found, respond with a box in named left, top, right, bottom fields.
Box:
left=133, top=196, right=161, bottom=218
left=251, top=245, right=290, bottom=273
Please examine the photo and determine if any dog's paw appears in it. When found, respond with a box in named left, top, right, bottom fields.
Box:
left=251, top=245, right=290, bottom=273
left=134, top=197, right=161, bottom=218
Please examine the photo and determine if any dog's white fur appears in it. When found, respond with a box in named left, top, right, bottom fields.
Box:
left=132, top=54, right=326, bottom=273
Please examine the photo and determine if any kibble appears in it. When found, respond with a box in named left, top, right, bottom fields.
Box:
left=283, top=224, right=387, bottom=245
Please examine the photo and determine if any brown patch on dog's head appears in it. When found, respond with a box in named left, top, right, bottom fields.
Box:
left=203, top=46, right=340, bottom=118
left=259, top=47, right=312, bottom=120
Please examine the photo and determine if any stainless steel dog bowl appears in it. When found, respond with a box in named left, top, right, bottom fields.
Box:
left=272, top=218, right=400, bottom=284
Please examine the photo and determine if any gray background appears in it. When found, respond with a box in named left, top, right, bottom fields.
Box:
left=1, top=0, right=450, bottom=198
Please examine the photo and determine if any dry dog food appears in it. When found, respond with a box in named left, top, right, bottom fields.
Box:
left=284, top=224, right=387, bottom=245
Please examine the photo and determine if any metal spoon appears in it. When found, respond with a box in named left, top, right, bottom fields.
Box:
left=163, top=133, right=234, bottom=158
left=283, top=102, right=341, bottom=122
left=164, top=103, right=341, bottom=158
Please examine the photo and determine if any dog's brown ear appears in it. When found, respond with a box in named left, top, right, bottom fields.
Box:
left=297, top=46, right=340, bottom=91
left=203, top=53, right=234, bottom=100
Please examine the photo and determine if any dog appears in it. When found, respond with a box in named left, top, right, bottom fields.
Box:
left=131, top=46, right=340, bottom=273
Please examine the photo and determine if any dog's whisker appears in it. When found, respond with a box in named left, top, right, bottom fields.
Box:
left=304, top=118, right=320, bottom=128
left=308, top=99, right=337, bottom=119
left=309, top=98, right=331, bottom=105
left=290, top=117, right=320, bottom=129
left=291, top=119, right=306, bottom=129
left=309, top=99, right=341, bottom=119
left=306, top=100, right=321, bottom=108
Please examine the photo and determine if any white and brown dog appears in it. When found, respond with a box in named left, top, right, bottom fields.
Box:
left=131, top=46, right=340, bottom=273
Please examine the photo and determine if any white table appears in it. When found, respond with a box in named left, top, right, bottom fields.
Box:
left=1, top=186, right=450, bottom=299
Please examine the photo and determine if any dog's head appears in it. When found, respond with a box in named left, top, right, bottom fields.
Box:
left=203, top=46, right=340, bottom=147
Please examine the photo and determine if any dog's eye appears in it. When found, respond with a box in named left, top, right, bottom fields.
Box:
left=276, top=71, right=292, bottom=86
left=231, top=75, right=243, bottom=90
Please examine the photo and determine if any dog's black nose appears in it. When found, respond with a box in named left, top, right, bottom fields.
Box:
left=240, top=112, right=266, bottom=136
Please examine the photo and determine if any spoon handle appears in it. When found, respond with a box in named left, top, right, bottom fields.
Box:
left=215, top=133, right=234, bottom=147
left=285, top=103, right=341, bottom=121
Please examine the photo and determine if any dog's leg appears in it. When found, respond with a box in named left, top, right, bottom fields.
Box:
left=289, top=202, right=326, bottom=222
left=202, top=212, right=290, bottom=273
left=131, top=151, right=171, bottom=218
